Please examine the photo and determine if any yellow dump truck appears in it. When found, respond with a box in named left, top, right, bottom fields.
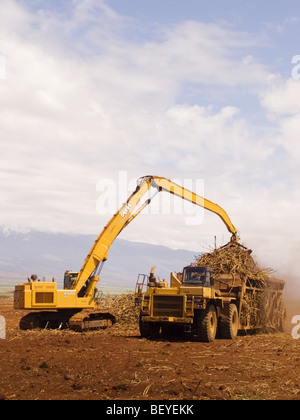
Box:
left=135, top=245, right=286, bottom=342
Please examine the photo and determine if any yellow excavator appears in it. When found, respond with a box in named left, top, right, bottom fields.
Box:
left=14, top=175, right=238, bottom=331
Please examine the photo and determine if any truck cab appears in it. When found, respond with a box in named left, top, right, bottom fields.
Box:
left=182, top=266, right=213, bottom=287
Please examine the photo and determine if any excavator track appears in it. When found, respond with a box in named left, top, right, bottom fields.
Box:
left=19, top=311, right=74, bottom=330
left=68, top=310, right=116, bottom=332
left=19, top=310, right=116, bottom=331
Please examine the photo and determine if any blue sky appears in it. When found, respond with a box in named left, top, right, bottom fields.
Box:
left=1, top=0, right=300, bottom=281
left=25, top=0, right=300, bottom=68
left=23, top=0, right=300, bottom=110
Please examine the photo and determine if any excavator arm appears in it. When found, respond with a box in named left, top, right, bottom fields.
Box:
left=150, top=176, right=237, bottom=236
left=74, top=175, right=237, bottom=296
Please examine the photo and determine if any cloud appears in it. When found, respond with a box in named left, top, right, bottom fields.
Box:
left=261, top=78, right=300, bottom=116
left=42, top=253, right=62, bottom=262
left=260, top=77, right=300, bottom=162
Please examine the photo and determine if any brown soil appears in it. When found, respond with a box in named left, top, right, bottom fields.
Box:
left=0, top=297, right=300, bottom=401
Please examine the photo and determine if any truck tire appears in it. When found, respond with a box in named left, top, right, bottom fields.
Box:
left=195, top=304, right=217, bottom=342
left=219, top=303, right=239, bottom=340
left=139, top=316, right=160, bottom=339
left=161, top=324, right=173, bottom=337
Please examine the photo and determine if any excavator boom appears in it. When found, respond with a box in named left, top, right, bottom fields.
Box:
left=150, top=176, right=237, bottom=236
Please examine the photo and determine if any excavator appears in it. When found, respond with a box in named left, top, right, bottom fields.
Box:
left=14, top=175, right=238, bottom=331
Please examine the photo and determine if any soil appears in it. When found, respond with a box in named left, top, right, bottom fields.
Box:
left=0, top=297, right=300, bottom=401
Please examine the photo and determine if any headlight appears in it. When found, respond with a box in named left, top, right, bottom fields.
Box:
left=135, top=296, right=142, bottom=306
left=194, top=297, right=204, bottom=308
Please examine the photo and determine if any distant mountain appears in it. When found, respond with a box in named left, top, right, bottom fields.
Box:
left=0, top=231, right=197, bottom=292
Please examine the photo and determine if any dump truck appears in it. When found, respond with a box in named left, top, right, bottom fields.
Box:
left=14, top=175, right=238, bottom=331
left=135, top=241, right=286, bottom=342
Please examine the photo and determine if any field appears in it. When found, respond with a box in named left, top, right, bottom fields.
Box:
left=0, top=296, right=300, bottom=401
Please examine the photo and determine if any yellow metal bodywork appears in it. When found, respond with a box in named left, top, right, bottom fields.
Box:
left=170, top=272, right=182, bottom=288
left=140, top=283, right=215, bottom=324
left=14, top=282, right=97, bottom=310
left=14, top=175, right=237, bottom=311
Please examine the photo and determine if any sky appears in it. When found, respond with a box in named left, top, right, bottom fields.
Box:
left=1, top=0, right=300, bottom=286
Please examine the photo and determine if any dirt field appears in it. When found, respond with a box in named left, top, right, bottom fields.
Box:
left=0, top=297, right=300, bottom=401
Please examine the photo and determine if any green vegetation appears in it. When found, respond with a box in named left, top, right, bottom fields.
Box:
left=0, top=286, right=14, bottom=298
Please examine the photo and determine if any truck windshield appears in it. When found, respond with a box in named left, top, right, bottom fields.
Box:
left=183, top=268, right=208, bottom=285
left=183, top=270, right=206, bottom=283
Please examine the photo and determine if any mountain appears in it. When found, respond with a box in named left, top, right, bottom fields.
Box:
left=0, top=231, right=197, bottom=292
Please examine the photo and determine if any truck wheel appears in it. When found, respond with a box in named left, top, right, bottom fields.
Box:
left=161, top=325, right=173, bottom=337
left=148, top=323, right=160, bottom=339
left=139, top=317, right=160, bottom=339
left=196, top=304, right=217, bottom=343
left=219, top=304, right=239, bottom=339
left=139, top=320, right=149, bottom=338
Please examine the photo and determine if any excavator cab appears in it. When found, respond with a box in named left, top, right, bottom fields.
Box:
left=63, top=271, right=79, bottom=289
left=182, top=266, right=213, bottom=287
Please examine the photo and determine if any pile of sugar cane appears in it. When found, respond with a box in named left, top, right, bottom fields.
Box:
left=195, top=241, right=273, bottom=284
left=195, top=241, right=279, bottom=329
left=98, top=293, right=140, bottom=329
